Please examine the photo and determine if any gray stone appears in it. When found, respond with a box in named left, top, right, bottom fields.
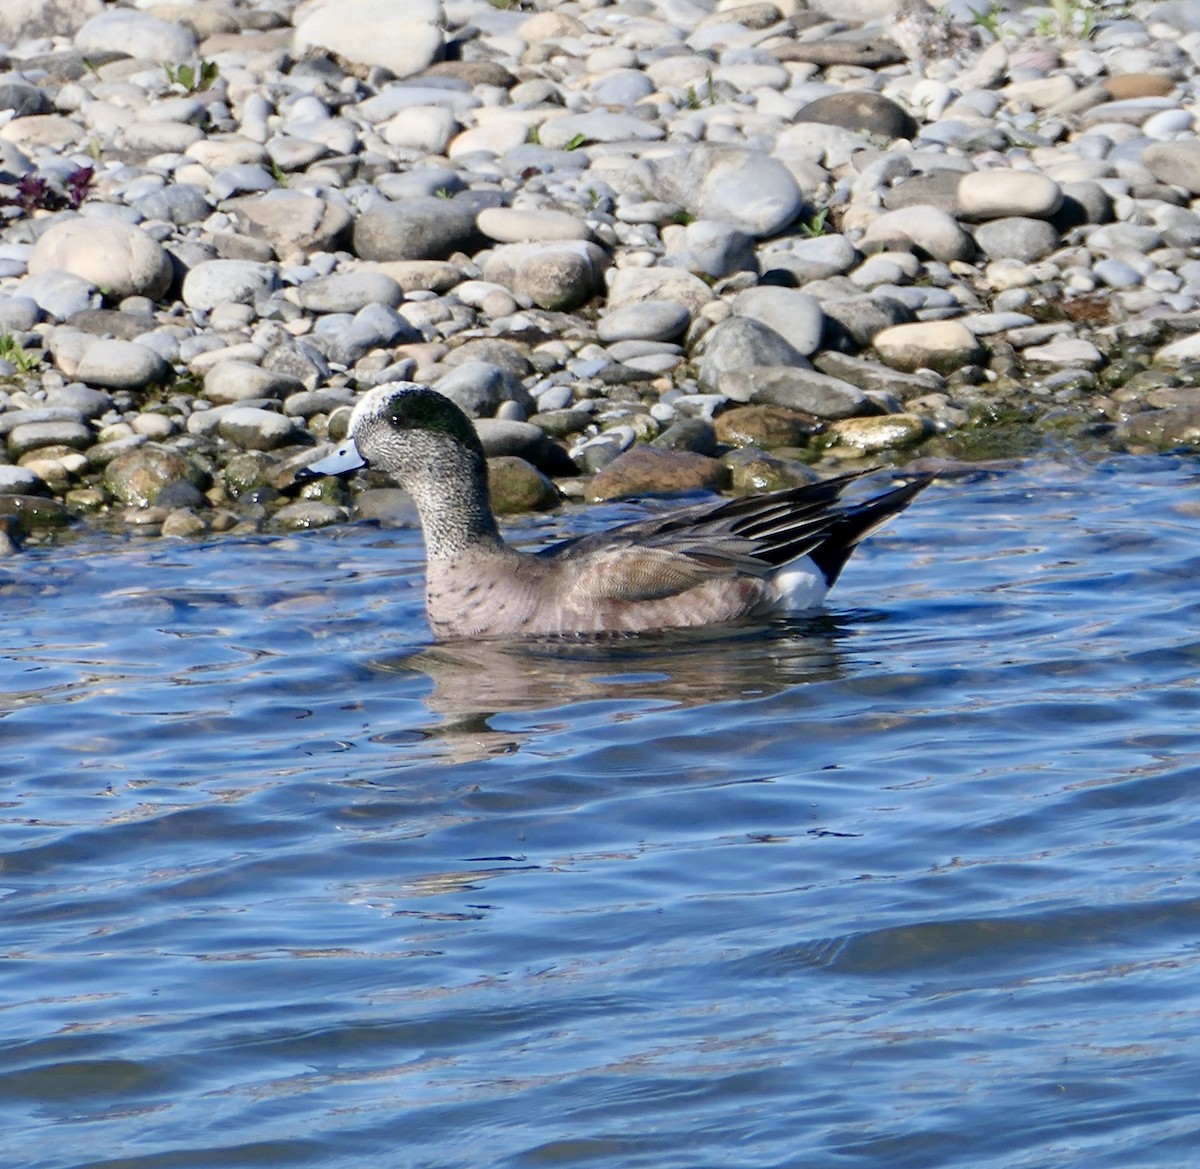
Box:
left=204, top=361, right=305, bottom=405
left=731, top=287, right=825, bottom=356
left=474, top=419, right=551, bottom=467
left=698, top=317, right=810, bottom=392
left=1, top=0, right=102, bottom=42
left=723, top=366, right=872, bottom=419
left=598, top=300, right=689, bottom=343
left=882, top=171, right=963, bottom=215
left=625, top=144, right=803, bottom=238
left=1094, top=258, right=1143, bottom=288
left=860, top=206, right=974, bottom=262
left=665, top=219, right=757, bottom=279
left=318, top=303, right=420, bottom=366
left=103, top=445, right=202, bottom=506
left=75, top=339, right=169, bottom=391
left=132, top=184, right=211, bottom=226
left=44, top=384, right=113, bottom=417
left=352, top=196, right=480, bottom=262
left=295, top=271, right=404, bottom=314
left=0, top=295, right=39, bottom=331
left=761, top=234, right=859, bottom=283
left=0, top=406, right=83, bottom=436
left=482, top=241, right=608, bottom=312
left=181, top=260, right=279, bottom=311
left=293, top=0, right=444, bottom=78
left=973, top=216, right=1061, bottom=262
left=217, top=407, right=306, bottom=451
left=435, top=362, right=535, bottom=418
left=18, top=270, right=100, bottom=320
left=1143, top=141, right=1200, bottom=193
left=795, top=92, right=917, bottom=140
left=7, top=419, right=92, bottom=458
left=0, top=464, right=43, bottom=494
left=537, top=109, right=665, bottom=150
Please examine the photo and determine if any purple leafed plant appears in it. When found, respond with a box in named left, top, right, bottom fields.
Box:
left=2, top=166, right=95, bottom=217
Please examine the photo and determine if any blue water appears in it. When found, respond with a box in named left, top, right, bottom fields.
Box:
left=3, top=456, right=1200, bottom=1169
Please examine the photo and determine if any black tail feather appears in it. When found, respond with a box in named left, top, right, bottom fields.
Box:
left=806, top=473, right=934, bottom=585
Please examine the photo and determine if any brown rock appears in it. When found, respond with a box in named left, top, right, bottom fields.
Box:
left=586, top=447, right=730, bottom=502
left=723, top=448, right=819, bottom=494
left=1103, top=74, right=1176, bottom=100
left=487, top=456, right=559, bottom=514
left=714, top=405, right=820, bottom=449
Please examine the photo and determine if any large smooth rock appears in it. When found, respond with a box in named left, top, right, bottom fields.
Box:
left=293, top=0, right=443, bottom=77
left=958, top=170, right=1064, bottom=220
left=1143, top=140, right=1200, bottom=194
left=76, top=8, right=196, bottom=59
left=723, top=366, right=871, bottom=420
left=698, top=317, right=809, bottom=392
left=731, top=287, right=825, bottom=356
left=624, top=144, right=803, bottom=238
left=874, top=321, right=986, bottom=374
left=482, top=241, right=608, bottom=312
left=794, top=92, right=917, bottom=140
left=586, top=446, right=730, bottom=502
left=75, top=339, right=169, bottom=390
left=227, top=192, right=353, bottom=260
left=29, top=218, right=172, bottom=301
left=181, top=260, right=279, bottom=310
left=859, top=205, right=974, bottom=262
left=353, top=196, right=480, bottom=262
left=103, top=445, right=203, bottom=507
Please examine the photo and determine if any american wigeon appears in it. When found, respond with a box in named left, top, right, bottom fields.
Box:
left=305, top=382, right=933, bottom=639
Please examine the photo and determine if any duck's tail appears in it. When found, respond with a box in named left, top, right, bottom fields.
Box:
left=806, top=472, right=935, bottom=586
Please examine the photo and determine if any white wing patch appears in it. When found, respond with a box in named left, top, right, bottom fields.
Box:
left=766, top=555, right=829, bottom=612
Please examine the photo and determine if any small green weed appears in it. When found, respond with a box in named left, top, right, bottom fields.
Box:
left=798, top=208, right=831, bottom=238
left=163, top=59, right=220, bottom=93
left=0, top=334, right=41, bottom=373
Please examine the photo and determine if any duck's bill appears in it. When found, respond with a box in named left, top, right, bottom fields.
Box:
left=303, top=440, right=366, bottom=478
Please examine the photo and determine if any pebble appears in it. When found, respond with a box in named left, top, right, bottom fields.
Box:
left=0, top=0, right=1198, bottom=542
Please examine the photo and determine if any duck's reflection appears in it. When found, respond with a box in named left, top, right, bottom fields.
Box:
left=366, top=616, right=856, bottom=761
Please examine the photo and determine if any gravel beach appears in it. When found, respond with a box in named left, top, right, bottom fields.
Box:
left=1, top=0, right=1199, bottom=552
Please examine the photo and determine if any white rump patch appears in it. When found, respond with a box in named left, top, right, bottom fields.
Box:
left=767, top=555, right=829, bottom=613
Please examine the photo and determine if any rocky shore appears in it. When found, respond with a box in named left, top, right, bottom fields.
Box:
left=1, top=0, right=1200, bottom=554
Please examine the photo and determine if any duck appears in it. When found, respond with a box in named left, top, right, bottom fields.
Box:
left=304, top=382, right=934, bottom=640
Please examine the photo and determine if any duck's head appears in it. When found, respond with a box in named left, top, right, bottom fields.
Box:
left=304, top=382, right=485, bottom=485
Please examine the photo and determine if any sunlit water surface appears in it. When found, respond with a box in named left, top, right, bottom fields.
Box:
left=4, top=457, right=1200, bottom=1169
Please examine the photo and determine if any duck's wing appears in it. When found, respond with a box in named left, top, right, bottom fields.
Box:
left=541, top=469, right=933, bottom=590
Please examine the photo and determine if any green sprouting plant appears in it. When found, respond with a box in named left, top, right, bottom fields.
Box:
left=269, top=159, right=289, bottom=187
left=163, top=59, right=220, bottom=93
left=0, top=334, right=41, bottom=373
left=1040, top=0, right=1097, bottom=38
left=966, top=2, right=1004, bottom=38
left=685, top=70, right=720, bottom=110
left=563, top=132, right=588, bottom=151
left=526, top=124, right=541, bottom=146
left=799, top=208, right=830, bottom=238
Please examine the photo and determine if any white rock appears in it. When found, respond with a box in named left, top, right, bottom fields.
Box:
left=75, top=9, right=197, bottom=60
left=28, top=218, right=172, bottom=301
left=293, top=0, right=444, bottom=78
left=182, top=261, right=280, bottom=311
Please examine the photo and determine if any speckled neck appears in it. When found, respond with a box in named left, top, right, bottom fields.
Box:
left=405, top=440, right=503, bottom=562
